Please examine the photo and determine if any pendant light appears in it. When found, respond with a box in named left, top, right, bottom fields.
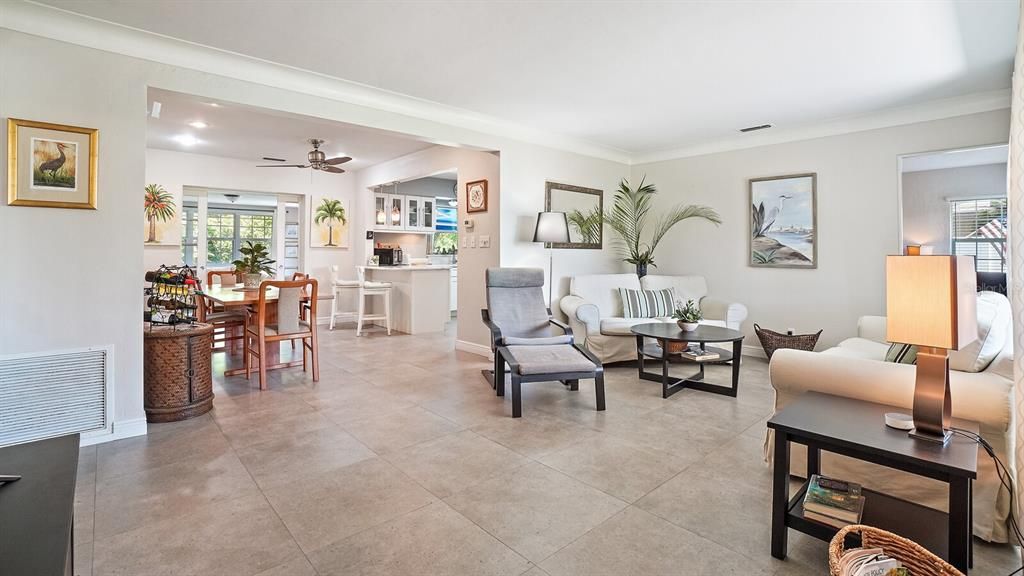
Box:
left=390, top=181, right=402, bottom=225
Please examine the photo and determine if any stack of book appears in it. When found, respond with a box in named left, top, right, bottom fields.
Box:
left=680, top=345, right=719, bottom=361
left=803, top=474, right=865, bottom=529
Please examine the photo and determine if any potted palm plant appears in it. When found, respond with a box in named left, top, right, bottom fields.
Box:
left=232, top=240, right=276, bottom=289
left=144, top=184, right=175, bottom=243
left=604, top=177, right=721, bottom=277
left=314, top=198, right=346, bottom=247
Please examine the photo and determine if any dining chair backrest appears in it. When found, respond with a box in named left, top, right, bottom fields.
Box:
left=208, top=270, right=240, bottom=287
left=255, top=278, right=318, bottom=335
left=291, top=272, right=310, bottom=298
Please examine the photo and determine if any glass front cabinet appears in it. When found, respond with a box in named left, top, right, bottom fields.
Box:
left=373, top=193, right=435, bottom=232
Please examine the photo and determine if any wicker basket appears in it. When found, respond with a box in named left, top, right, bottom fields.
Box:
left=143, top=323, right=215, bottom=423
left=828, top=525, right=964, bottom=576
left=754, top=323, right=821, bottom=360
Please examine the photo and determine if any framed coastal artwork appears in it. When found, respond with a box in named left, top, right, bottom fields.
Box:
left=7, top=118, right=98, bottom=209
left=144, top=184, right=178, bottom=245
left=749, top=173, right=817, bottom=269
left=311, top=195, right=349, bottom=248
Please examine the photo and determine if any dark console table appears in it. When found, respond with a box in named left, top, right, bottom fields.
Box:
left=768, top=392, right=977, bottom=572
left=0, top=434, right=80, bottom=576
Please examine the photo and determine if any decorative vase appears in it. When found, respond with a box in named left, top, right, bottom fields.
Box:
left=678, top=321, right=699, bottom=332
left=636, top=262, right=648, bottom=278
left=242, top=273, right=262, bottom=290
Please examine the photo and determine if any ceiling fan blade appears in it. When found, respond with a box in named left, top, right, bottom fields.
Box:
left=256, top=164, right=307, bottom=168
left=320, top=166, right=346, bottom=173
left=324, top=156, right=352, bottom=165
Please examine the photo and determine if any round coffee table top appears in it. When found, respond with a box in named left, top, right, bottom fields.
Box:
left=630, top=322, right=744, bottom=343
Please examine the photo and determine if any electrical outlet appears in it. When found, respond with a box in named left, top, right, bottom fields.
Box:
left=479, top=235, right=490, bottom=248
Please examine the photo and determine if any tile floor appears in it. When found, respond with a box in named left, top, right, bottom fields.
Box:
left=75, top=323, right=1020, bottom=575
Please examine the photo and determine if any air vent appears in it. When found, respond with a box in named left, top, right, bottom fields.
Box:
left=0, top=348, right=110, bottom=447
left=262, top=156, right=286, bottom=162
left=739, top=123, right=773, bottom=133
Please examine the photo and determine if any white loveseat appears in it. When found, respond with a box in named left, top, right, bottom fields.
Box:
left=559, top=274, right=748, bottom=364
left=768, top=291, right=1014, bottom=542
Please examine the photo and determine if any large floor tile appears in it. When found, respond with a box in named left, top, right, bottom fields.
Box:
left=539, top=434, right=694, bottom=503
left=446, top=461, right=627, bottom=563
left=470, top=411, right=600, bottom=459
left=235, top=426, right=376, bottom=489
left=308, top=501, right=532, bottom=576
left=385, top=430, right=530, bottom=499
left=342, top=405, right=462, bottom=454
left=215, top=408, right=336, bottom=450
left=540, top=507, right=772, bottom=576
left=262, top=457, right=437, bottom=554
left=253, top=555, right=318, bottom=576
left=93, top=493, right=303, bottom=576
left=94, top=450, right=261, bottom=539
left=95, top=417, right=229, bottom=482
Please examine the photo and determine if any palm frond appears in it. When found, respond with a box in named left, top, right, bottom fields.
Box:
left=650, top=204, right=721, bottom=248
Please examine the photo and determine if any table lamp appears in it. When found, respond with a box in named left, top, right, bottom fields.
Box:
left=885, top=255, right=977, bottom=445
left=533, top=212, right=569, bottom=307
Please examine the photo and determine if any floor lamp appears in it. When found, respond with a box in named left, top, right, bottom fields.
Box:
left=533, top=212, right=569, bottom=308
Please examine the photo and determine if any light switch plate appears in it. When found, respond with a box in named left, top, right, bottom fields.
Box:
left=479, top=235, right=490, bottom=248
left=468, top=235, right=477, bottom=248
left=462, top=236, right=468, bottom=248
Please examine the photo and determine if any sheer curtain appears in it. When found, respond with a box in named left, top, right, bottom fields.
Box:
left=1012, top=0, right=1024, bottom=554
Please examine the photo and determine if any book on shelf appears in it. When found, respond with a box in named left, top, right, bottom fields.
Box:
left=680, top=346, right=719, bottom=361
left=803, top=510, right=854, bottom=529
left=803, top=474, right=865, bottom=524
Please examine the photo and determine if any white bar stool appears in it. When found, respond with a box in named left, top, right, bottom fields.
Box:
left=328, top=264, right=361, bottom=330
left=355, top=266, right=392, bottom=336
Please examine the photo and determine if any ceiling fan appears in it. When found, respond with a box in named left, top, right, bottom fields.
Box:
left=257, top=139, right=351, bottom=173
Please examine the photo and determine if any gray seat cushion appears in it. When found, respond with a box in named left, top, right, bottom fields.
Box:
left=504, top=345, right=597, bottom=376
left=504, top=335, right=573, bottom=346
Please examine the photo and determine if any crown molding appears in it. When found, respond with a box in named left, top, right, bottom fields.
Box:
left=630, top=89, right=1012, bottom=165
left=1, top=1, right=632, bottom=164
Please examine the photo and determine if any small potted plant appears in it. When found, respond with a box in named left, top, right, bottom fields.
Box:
left=232, top=240, right=276, bottom=290
left=673, top=299, right=702, bottom=332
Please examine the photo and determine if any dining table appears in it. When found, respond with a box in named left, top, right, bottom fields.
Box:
left=203, top=283, right=332, bottom=378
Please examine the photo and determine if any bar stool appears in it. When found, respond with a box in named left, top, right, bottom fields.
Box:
left=356, top=266, right=392, bottom=336
left=328, top=264, right=361, bottom=330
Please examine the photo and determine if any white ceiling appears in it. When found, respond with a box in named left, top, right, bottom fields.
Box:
left=147, top=88, right=434, bottom=169
left=902, top=144, right=1008, bottom=172
left=42, top=1, right=1018, bottom=155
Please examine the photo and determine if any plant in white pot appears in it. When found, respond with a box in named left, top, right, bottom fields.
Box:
left=672, top=299, right=702, bottom=332
left=232, top=240, right=276, bottom=290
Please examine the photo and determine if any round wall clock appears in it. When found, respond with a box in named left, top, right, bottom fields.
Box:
left=466, top=179, right=488, bottom=213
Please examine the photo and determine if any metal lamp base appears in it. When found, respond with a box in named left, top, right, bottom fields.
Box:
left=911, top=347, right=952, bottom=448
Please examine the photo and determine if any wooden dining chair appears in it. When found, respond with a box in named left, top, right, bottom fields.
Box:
left=208, top=270, right=241, bottom=288
left=290, top=272, right=310, bottom=350
left=198, top=272, right=246, bottom=353
left=244, top=278, right=319, bottom=390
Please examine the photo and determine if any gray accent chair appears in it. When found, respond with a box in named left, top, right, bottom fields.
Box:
left=481, top=267, right=605, bottom=418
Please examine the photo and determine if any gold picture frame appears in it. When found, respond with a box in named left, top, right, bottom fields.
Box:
left=8, top=118, right=98, bottom=209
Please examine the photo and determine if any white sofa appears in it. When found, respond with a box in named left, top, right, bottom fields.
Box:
left=768, top=291, right=1014, bottom=542
left=559, top=274, right=748, bottom=364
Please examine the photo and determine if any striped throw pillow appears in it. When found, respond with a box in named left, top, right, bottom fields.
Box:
left=885, top=343, right=918, bottom=365
left=619, top=288, right=676, bottom=319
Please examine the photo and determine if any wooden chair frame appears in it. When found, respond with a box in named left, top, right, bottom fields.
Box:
left=244, top=278, right=320, bottom=390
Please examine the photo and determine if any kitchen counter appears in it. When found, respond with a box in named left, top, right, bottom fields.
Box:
left=364, top=266, right=453, bottom=334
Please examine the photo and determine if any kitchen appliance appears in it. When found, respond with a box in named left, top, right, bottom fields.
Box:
left=374, top=247, right=403, bottom=266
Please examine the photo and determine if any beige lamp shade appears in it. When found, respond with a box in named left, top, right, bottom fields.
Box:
left=885, top=255, right=978, bottom=350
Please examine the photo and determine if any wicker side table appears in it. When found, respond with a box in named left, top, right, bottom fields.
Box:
left=143, top=323, right=215, bottom=423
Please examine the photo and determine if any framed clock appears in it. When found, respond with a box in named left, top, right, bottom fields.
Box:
left=466, top=179, right=488, bottom=213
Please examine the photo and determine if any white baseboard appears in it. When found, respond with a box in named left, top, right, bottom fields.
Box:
left=455, top=339, right=492, bottom=359
left=742, top=345, right=768, bottom=360
left=81, top=417, right=148, bottom=446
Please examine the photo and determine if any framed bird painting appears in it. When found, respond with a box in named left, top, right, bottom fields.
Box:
left=749, top=173, right=817, bottom=269
left=7, top=118, right=98, bottom=209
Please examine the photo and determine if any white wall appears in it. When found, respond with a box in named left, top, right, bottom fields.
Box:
left=901, top=162, right=1009, bottom=252
left=144, top=148, right=356, bottom=319
left=631, top=110, right=1010, bottom=350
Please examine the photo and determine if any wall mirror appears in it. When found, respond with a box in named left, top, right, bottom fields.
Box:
left=545, top=181, right=603, bottom=249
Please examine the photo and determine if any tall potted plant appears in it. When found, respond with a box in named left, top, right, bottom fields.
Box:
left=232, top=240, right=276, bottom=289
left=314, top=198, right=347, bottom=247
left=604, top=177, right=721, bottom=277
left=143, top=184, right=175, bottom=243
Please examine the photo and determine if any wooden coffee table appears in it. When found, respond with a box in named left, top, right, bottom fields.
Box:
left=630, top=323, right=744, bottom=399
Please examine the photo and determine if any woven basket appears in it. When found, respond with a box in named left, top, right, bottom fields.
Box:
left=828, top=525, right=964, bottom=576
left=754, top=323, right=821, bottom=360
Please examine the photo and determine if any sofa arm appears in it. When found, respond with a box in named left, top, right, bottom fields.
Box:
left=769, top=349, right=1012, bottom=433
left=700, top=297, right=748, bottom=330
left=560, top=295, right=600, bottom=338
left=857, top=316, right=888, bottom=343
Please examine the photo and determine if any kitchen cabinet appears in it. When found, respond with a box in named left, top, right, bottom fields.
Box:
left=374, top=192, right=436, bottom=232
left=405, top=197, right=437, bottom=232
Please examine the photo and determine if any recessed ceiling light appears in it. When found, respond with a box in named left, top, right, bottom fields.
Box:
left=174, top=134, right=199, bottom=147
left=188, top=121, right=207, bottom=129
left=207, top=102, right=221, bottom=108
